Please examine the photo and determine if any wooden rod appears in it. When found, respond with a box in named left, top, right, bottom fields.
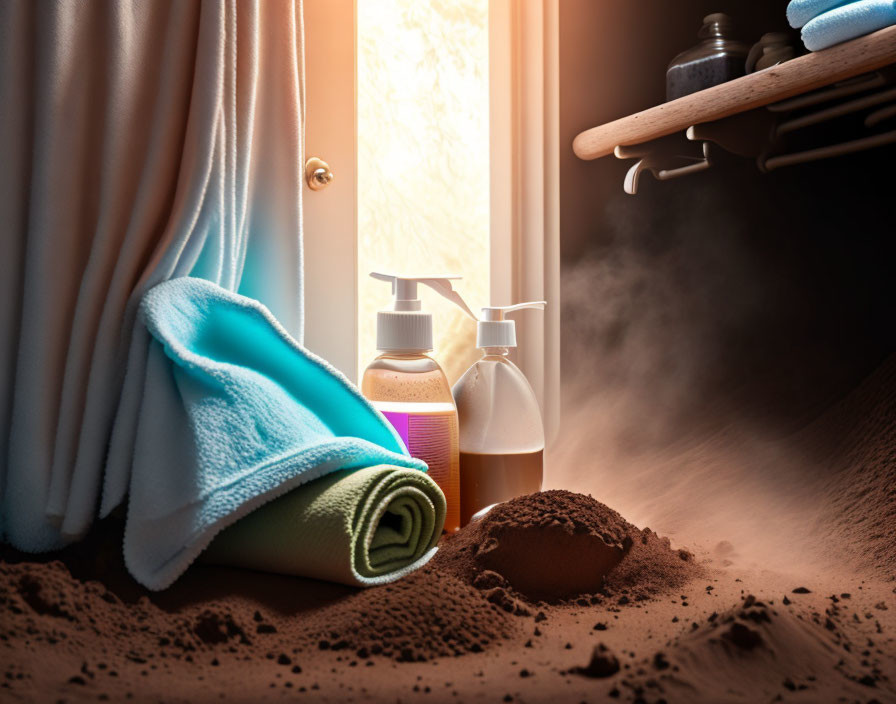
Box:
left=572, top=25, right=896, bottom=161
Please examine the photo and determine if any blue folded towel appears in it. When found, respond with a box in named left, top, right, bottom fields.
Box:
left=787, top=0, right=850, bottom=28
left=801, top=0, right=896, bottom=50
left=122, top=277, right=426, bottom=589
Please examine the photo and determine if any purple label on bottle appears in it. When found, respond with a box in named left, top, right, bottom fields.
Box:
left=381, top=411, right=410, bottom=450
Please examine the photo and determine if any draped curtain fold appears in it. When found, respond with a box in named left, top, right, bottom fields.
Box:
left=0, top=0, right=305, bottom=550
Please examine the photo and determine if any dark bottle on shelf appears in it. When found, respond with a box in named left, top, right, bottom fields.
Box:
left=666, top=13, right=751, bottom=101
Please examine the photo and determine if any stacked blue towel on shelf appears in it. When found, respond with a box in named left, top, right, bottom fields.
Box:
left=787, top=0, right=896, bottom=50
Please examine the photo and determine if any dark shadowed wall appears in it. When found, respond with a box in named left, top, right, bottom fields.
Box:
left=558, top=0, right=896, bottom=444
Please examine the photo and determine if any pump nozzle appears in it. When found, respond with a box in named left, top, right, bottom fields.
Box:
left=370, top=272, right=477, bottom=319
left=477, top=301, right=546, bottom=349
left=370, top=272, right=477, bottom=352
left=480, top=301, right=546, bottom=321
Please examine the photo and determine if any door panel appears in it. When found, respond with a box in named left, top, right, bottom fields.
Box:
left=302, top=0, right=357, bottom=380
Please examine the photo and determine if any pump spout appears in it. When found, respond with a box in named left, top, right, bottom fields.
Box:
left=369, top=272, right=477, bottom=319
left=416, top=277, right=477, bottom=320
left=480, top=301, right=546, bottom=321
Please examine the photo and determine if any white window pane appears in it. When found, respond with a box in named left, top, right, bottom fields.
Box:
left=357, top=0, right=490, bottom=382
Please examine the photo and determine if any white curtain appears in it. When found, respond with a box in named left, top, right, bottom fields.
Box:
left=0, top=0, right=305, bottom=550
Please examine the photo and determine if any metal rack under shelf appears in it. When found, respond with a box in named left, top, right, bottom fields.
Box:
left=572, top=25, right=896, bottom=162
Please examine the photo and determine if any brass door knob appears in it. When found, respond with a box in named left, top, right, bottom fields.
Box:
left=305, top=157, right=334, bottom=190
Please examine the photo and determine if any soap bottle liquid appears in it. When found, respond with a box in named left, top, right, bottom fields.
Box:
left=452, top=302, right=546, bottom=525
left=362, top=353, right=460, bottom=532
left=362, top=273, right=478, bottom=533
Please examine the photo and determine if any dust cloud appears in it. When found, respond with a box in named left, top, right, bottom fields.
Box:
left=549, top=161, right=896, bottom=580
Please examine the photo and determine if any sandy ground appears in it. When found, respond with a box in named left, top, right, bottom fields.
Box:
left=2, top=353, right=895, bottom=703
left=1, top=533, right=893, bottom=703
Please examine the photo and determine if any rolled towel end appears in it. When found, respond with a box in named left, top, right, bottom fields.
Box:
left=204, top=465, right=447, bottom=588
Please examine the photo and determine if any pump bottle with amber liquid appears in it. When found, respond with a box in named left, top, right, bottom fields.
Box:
left=452, top=302, right=546, bottom=525
left=361, top=273, right=477, bottom=533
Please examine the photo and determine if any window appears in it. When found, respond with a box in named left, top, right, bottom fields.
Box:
left=357, top=0, right=490, bottom=382
left=303, top=0, right=559, bottom=439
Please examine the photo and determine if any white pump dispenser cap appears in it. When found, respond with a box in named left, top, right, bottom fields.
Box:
left=477, top=301, right=546, bottom=349
left=370, top=272, right=476, bottom=351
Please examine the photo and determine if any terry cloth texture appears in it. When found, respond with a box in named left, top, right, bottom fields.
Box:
left=787, top=0, right=850, bottom=28
left=800, top=0, right=896, bottom=49
left=123, top=277, right=430, bottom=590
left=206, top=465, right=446, bottom=587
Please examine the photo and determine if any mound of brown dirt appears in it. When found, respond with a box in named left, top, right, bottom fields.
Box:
left=433, top=490, right=699, bottom=603
left=614, top=591, right=893, bottom=701
left=302, top=567, right=516, bottom=662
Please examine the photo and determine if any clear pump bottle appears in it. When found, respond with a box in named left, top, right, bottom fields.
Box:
left=452, top=302, right=546, bottom=525
left=361, top=273, right=477, bottom=533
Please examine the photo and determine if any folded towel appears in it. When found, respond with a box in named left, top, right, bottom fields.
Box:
left=787, top=0, right=851, bottom=28
left=801, top=0, right=896, bottom=50
left=124, top=277, right=429, bottom=590
left=205, top=465, right=445, bottom=586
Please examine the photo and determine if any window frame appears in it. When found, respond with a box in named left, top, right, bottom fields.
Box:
left=302, top=0, right=560, bottom=442
left=489, top=0, right=560, bottom=443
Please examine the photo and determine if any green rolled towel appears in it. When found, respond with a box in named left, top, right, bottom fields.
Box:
left=205, top=465, right=446, bottom=586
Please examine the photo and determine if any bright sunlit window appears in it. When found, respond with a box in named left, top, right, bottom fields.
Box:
left=357, top=0, right=490, bottom=383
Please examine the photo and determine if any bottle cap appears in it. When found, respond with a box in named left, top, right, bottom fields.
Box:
left=370, top=272, right=476, bottom=352
left=477, top=301, right=546, bottom=348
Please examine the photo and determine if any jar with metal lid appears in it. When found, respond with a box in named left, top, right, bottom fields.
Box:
left=666, top=13, right=751, bottom=101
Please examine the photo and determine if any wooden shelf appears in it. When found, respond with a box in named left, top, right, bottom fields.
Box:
left=572, top=25, right=896, bottom=161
